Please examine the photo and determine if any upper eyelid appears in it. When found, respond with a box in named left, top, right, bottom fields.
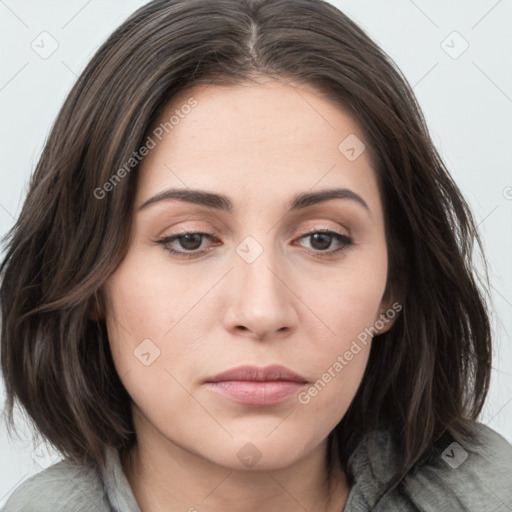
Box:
left=295, top=225, right=350, bottom=238
left=160, top=217, right=351, bottom=236
left=162, top=226, right=350, bottom=240
left=158, top=227, right=352, bottom=250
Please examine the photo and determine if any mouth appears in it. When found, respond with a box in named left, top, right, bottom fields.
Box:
left=204, top=364, right=309, bottom=406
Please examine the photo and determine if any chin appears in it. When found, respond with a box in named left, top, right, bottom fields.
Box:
left=200, top=432, right=321, bottom=472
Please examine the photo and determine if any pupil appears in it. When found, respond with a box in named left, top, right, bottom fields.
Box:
left=310, top=233, right=332, bottom=250
left=180, top=234, right=202, bottom=250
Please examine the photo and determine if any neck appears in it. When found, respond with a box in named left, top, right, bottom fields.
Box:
left=123, top=431, right=349, bottom=512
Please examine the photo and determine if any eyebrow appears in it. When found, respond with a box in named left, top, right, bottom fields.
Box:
left=138, top=187, right=370, bottom=213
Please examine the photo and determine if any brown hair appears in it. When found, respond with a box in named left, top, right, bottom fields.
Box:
left=0, top=0, right=491, bottom=490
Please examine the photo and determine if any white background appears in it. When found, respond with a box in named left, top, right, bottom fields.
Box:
left=1, top=0, right=511, bottom=506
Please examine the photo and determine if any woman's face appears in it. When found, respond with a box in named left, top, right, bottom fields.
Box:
left=102, top=78, right=395, bottom=471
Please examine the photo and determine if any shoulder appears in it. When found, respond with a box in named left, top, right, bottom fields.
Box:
left=2, top=458, right=110, bottom=512
left=400, top=422, right=512, bottom=511
left=346, top=421, right=512, bottom=511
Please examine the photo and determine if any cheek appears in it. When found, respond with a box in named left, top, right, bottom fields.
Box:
left=102, top=250, right=220, bottom=396
left=298, top=284, right=376, bottom=410
left=102, top=261, right=205, bottom=434
left=102, top=260, right=167, bottom=374
left=302, top=245, right=388, bottom=343
left=104, top=253, right=187, bottom=341
left=295, top=247, right=387, bottom=403
left=297, top=346, right=371, bottom=428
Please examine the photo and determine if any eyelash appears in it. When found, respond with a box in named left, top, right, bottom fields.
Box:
left=155, top=228, right=353, bottom=260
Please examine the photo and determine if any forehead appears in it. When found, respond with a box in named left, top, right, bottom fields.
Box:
left=135, top=79, right=380, bottom=213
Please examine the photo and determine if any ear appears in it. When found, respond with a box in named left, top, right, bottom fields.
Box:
left=373, top=295, right=402, bottom=336
left=87, top=291, right=105, bottom=321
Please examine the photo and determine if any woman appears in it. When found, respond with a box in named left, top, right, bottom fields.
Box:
left=1, top=0, right=511, bottom=510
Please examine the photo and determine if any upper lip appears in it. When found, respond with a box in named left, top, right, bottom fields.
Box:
left=205, top=365, right=308, bottom=383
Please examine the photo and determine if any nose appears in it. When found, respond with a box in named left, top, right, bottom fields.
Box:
left=222, top=243, right=298, bottom=341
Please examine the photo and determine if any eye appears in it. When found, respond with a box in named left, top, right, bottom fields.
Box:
left=296, top=228, right=353, bottom=257
left=155, top=228, right=353, bottom=259
left=155, top=230, right=218, bottom=259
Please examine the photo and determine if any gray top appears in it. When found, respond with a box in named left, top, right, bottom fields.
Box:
left=3, top=422, right=512, bottom=511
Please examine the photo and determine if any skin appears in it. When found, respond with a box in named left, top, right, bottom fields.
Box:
left=101, top=77, right=397, bottom=512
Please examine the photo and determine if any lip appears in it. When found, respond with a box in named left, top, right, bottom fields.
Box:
left=206, top=364, right=308, bottom=384
left=204, top=365, right=308, bottom=406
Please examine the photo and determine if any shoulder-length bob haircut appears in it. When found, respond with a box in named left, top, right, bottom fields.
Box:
left=1, top=0, right=491, bottom=484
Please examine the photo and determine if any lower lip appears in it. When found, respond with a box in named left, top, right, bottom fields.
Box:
left=205, top=380, right=306, bottom=406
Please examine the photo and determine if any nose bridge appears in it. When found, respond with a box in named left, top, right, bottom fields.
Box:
left=235, top=233, right=287, bottom=306
left=223, top=232, right=297, bottom=338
